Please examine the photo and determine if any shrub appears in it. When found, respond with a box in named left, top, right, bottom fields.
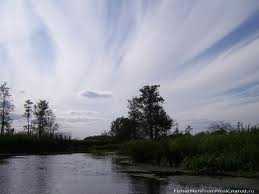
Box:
left=122, top=140, right=164, bottom=164
left=166, top=135, right=197, bottom=166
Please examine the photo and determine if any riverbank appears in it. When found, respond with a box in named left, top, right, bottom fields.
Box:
left=1, top=149, right=258, bottom=179
left=1, top=129, right=259, bottom=179
left=83, top=128, right=259, bottom=179
left=0, top=134, right=89, bottom=154
left=1, top=150, right=258, bottom=180
left=112, top=154, right=259, bottom=179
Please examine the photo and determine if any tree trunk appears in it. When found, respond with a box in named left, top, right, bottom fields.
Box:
left=149, top=128, right=153, bottom=140
left=39, top=120, right=43, bottom=138
left=1, top=97, right=5, bottom=135
left=1, top=118, right=4, bottom=135
left=27, top=118, right=30, bottom=135
left=154, top=129, right=158, bottom=140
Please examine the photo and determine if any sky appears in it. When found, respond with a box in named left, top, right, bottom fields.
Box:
left=1, top=0, right=259, bottom=138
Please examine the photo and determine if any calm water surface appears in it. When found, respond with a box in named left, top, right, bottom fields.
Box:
left=0, top=153, right=258, bottom=194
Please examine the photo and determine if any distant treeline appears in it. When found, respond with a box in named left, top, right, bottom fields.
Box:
left=0, top=82, right=76, bottom=154
left=0, top=82, right=68, bottom=139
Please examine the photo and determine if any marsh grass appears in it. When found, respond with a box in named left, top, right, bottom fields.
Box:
left=121, top=129, right=259, bottom=173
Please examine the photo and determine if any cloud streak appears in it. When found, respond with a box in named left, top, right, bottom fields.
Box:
left=0, top=0, right=259, bottom=138
left=80, top=90, right=112, bottom=99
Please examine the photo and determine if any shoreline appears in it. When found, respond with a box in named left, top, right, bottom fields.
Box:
left=1, top=151, right=259, bottom=179
left=113, top=154, right=259, bottom=179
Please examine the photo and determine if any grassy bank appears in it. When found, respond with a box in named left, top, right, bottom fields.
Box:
left=83, top=135, right=123, bottom=154
left=0, top=134, right=89, bottom=154
left=1, top=129, right=259, bottom=177
left=0, top=134, right=121, bottom=155
left=119, top=129, right=259, bottom=176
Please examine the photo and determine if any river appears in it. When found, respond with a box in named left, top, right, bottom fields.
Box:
left=0, top=153, right=258, bottom=194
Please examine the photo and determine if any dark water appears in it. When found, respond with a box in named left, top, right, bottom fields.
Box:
left=0, top=154, right=258, bottom=194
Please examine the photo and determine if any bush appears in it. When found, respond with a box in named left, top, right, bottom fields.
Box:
left=166, top=135, right=198, bottom=166
left=184, top=153, right=242, bottom=172
left=122, top=140, right=164, bottom=164
left=183, top=131, right=259, bottom=172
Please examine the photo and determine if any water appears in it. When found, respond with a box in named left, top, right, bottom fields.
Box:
left=0, top=153, right=258, bottom=194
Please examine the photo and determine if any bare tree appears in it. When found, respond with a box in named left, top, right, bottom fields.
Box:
left=185, top=125, right=193, bottom=134
left=24, top=99, right=33, bottom=135
left=208, top=121, right=233, bottom=133
left=46, top=109, right=58, bottom=136
left=0, top=82, right=14, bottom=135
left=33, top=100, right=59, bottom=137
left=33, top=100, right=49, bottom=137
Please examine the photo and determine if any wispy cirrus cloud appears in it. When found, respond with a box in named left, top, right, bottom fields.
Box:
left=69, top=110, right=99, bottom=116
left=0, top=0, right=259, bottom=137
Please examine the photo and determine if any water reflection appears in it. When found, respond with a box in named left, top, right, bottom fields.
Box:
left=128, top=176, right=166, bottom=194
left=0, top=156, right=54, bottom=194
left=0, top=154, right=258, bottom=194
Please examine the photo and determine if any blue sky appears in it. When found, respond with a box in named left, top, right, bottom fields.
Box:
left=1, top=0, right=259, bottom=138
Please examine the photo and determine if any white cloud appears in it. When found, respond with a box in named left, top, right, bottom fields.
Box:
left=80, top=90, right=112, bottom=99
left=1, top=0, right=259, bottom=138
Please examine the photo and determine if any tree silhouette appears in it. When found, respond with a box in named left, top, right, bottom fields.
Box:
left=0, top=82, right=14, bottom=135
left=110, top=117, right=134, bottom=140
left=33, top=100, right=59, bottom=137
left=128, top=97, right=143, bottom=139
left=124, top=85, right=174, bottom=140
left=46, top=109, right=59, bottom=136
left=33, top=100, right=49, bottom=137
left=208, top=121, right=233, bottom=133
left=153, top=105, right=173, bottom=139
left=52, top=123, right=59, bottom=136
left=185, top=125, right=193, bottom=134
left=24, top=99, right=33, bottom=135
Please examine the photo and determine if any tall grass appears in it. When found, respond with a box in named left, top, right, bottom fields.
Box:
left=122, top=140, right=164, bottom=163
left=122, top=129, right=259, bottom=172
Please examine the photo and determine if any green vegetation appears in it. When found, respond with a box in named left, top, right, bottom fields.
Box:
left=120, top=128, right=259, bottom=175
left=122, top=140, right=163, bottom=163
left=106, top=85, right=259, bottom=176
left=83, top=135, right=120, bottom=153
left=183, top=129, right=259, bottom=173
left=0, top=134, right=72, bottom=154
